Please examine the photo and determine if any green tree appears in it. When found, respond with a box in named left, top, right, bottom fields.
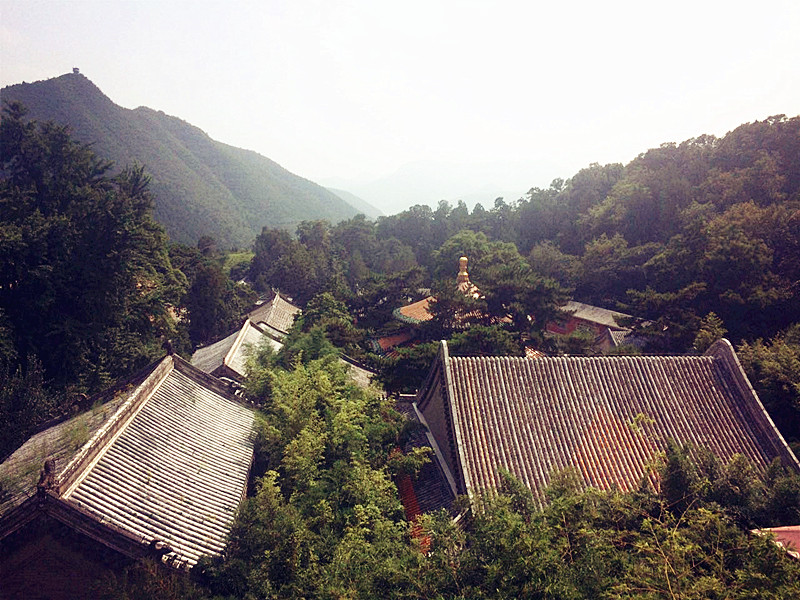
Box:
left=626, top=283, right=707, bottom=352
left=0, top=102, right=185, bottom=391
left=550, top=328, right=597, bottom=356
left=430, top=229, right=492, bottom=281
left=693, top=312, right=727, bottom=353
left=376, top=204, right=436, bottom=269
left=203, top=355, right=419, bottom=599
left=378, top=341, right=439, bottom=394
left=347, top=267, right=425, bottom=330
left=576, top=233, right=656, bottom=306
left=249, top=227, right=294, bottom=290
left=275, top=326, right=340, bottom=369
left=429, top=231, right=569, bottom=339
left=423, top=282, right=487, bottom=340
left=250, top=223, right=350, bottom=305
left=479, top=257, right=570, bottom=340
left=297, top=292, right=365, bottom=356
left=527, top=241, right=582, bottom=289
left=170, top=241, right=255, bottom=348
left=416, top=459, right=800, bottom=600
left=0, top=356, right=61, bottom=458
left=449, top=325, right=524, bottom=357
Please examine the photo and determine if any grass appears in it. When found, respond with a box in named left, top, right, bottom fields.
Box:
left=223, top=251, right=254, bottom=277
left=67, top=420, right=90, bottom=450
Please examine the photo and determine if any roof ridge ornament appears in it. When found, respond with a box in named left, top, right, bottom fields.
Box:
left=36, top=459, right=56, bottom=496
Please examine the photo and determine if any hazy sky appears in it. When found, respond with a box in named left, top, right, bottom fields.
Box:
left=2, top=0, right=799, bottom=202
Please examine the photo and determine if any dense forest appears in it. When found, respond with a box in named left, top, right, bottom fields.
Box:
left=2, top=104, right=800, bottom=598
left=249, top=115, right=800, bottom=347
left=246, top=114, right=800, bottom=447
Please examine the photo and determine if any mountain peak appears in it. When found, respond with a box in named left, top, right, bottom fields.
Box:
left=1, top=74, right=365, bottom=247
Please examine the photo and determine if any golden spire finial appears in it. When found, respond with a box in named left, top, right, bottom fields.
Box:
left=457, top=256, right=470, bottom=285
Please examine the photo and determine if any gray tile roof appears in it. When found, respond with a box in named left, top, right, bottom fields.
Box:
left=0, top=394, right=128, bottom=518
left=416, top=339, right=799, bottom=504
left=0, top=363, right=159, bottom=517
left=563, top=300, right=630, bottom=329
left=191, top=329, right=240, bottom=374
left=247, top=293, right=301, bottom=336
left=0, top=356, right=255, bottom=568
left=339, top=354, right=377, bottom=389
left=191, top=320, right=282, bottom=381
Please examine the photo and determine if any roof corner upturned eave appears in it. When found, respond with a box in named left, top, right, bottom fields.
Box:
left=705, top=338, right=800, bottom=472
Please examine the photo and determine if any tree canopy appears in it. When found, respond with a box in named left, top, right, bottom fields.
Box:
left=190, top=348, right=800, bottom=600
left=0, top=102, right=185, bottom=391
left=244, top=115, right=800, bottom=450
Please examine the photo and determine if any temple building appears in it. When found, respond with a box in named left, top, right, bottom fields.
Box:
left=191, top=319, right=282, bottom=384
left=0, top=355, right=256, bottom=598
left=546, top=300, right=643, bottom=353
left=373, top=257, right=478, bottom=355
left=411, top=339, right=800, bottom=505
left=247, top=290, right=301, bottom=339
left=393, top=256, right=478, bottom=326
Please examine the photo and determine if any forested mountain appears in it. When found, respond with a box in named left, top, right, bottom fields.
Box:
left=0, top=72, right=366, bottom=247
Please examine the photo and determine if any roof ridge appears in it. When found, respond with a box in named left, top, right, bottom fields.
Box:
left=57, top=355, right=175, bottom=497
left=449, top=354, right=715, bottom=363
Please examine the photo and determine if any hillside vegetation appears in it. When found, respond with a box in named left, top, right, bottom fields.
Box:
left=248, top=114, right=800, bottom=447
left=0, top=73, right=365, bottom=247
left=2, top=97, right=800, bottom=598
left=249, top=116, right=800, bottom=344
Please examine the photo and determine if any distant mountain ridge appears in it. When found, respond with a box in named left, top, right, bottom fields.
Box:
left=1, top=73, right=372, bottom=247
left=322, top=159, right=556, bottom=214
left=325, top=188, right=383, bottom=219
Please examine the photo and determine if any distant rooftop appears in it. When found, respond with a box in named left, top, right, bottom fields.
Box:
left=562, top=300, right=630, bottom=329
left=394, top=297, right=434, bottom=324
left=754, top=526, right=800, bottom=560
left=247, top=291, right=301, bottom=337
left=192, top=319, right=282, bottom=382
left=394, top=256, right=478, bottom=325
